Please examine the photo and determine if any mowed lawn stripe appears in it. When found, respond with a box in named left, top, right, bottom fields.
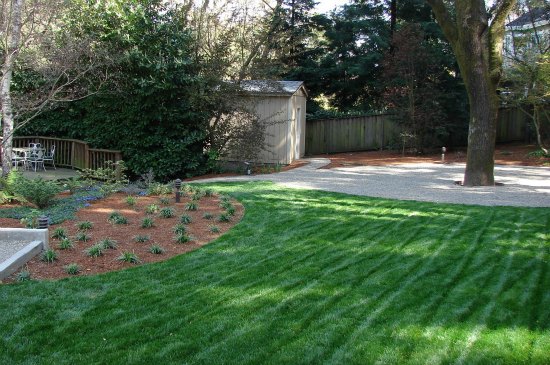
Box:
left=0, top=182, right=549, bottom=365
left=191, top=203, right=420, bottom=362
left=325, top=212, right=473, bottom=364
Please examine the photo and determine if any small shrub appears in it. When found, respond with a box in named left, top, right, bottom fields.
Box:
left=108, top=211, right=120, bottom=219
left=76, top=221, right=93, bottom=231
left=20, top=210, right=41, bottom=228
left=180, top=214, right=192, bottom=224
left=219, top=195, right=230, bottom=202
left=108, top=211, right=128, bottom=225
left=85, top=244, right=103, bottom=257
left=185, top=202, right=198, bottom=211
left=159, top=196, right=171, bottom=205
left=218, top=213, right=231, bottom=222
left=16, top=270, right=31, bottom=282
left=41, top=249, right=58, bottom=263
left=527, top=149, right=550, bottom=158
left=147, top=182, right=172, bottom=195
left=52, top=227, right=67, bottom=240
left=79, top=160, right=127, bottom=186
left=134, top=235, right=150, bottom=243
left=204, top=189, right=215, bottom=197
left=141, top=217, right=155, bottom=228
left=202, top=212, right=214, bottom=220
left=172, top=223, right=186, bottom=235
left=125, top=196, right=137, bottom=207
left=174, top=234, right=191, bottom=244
left=145, top=204, right=159, bottom=215
left=159, top=207, right=175, bottom=218
left=75, top=232, right=91, bottom=242
left=191, top=192, right=203, bottom=201
left=149, top=245, right=164, bottom=254
left=64, top=263, right=81, bottom=275
left=117, top=252, right=141, bottom=264
left=58, top=238, right=74, bottom=250
left=99, top=238, right=117, bottom=249
left=225, top=205, right=236, bottom=216
left=209, top=225, right=220, bottom=233
left=11, top=174, right=61, bottom=209
left=220, top=201, right=232, bottom=210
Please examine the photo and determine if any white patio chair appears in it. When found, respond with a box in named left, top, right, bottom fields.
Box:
left=43, top=145, right=56, bottom=169
left=28, top=149, right=46, bottom=172
left=12, top=151, right=27, bottom=170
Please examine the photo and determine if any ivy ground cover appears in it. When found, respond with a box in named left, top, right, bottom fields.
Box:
left=1, top=181, right=549, bottom=364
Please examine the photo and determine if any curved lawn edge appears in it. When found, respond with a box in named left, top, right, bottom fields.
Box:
left=0, top=181, right=549, bottom=364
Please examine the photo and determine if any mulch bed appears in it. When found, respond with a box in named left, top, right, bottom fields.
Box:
left=317, top=143, right=549, bottom=169
left=1, top=192, right=243, bottom=282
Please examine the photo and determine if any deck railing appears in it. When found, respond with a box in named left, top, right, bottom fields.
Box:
left=2, top=136, right=122, bottom=171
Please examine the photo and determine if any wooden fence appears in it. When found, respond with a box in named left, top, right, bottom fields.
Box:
left=3, top=136, right=122, bottom=170
left=305, top=114, right=400, bottom=155
left=305, top=108, right=533, bottom=155
left=496, top=107, right=532, bottom=143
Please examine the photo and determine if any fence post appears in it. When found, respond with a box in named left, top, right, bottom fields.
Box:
left=70, top=141, right=76, bottom=169
left=84, top=144, right=90, bottom=170
left=114, top=152, right=123, bottom=180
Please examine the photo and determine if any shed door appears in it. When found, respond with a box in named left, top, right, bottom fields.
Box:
left=295, top=107, right=301, bottom=160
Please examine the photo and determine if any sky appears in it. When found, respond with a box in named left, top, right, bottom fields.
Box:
left=315, top=0, right=350, bottom=14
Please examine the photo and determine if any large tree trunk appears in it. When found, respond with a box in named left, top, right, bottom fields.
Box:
left=1, top=0, right=24, bottom=176
left=463, top=84, right=498, bottom=186
left=426, top=0, right=516, bottom=186
left=456, top=32, right=499, bottom=186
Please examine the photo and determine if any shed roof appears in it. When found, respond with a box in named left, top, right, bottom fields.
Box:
left=507, top=7, right=549, bottom=28
left=239, top=80, right=306, bottom=96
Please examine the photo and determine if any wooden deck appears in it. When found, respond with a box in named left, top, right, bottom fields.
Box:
left=2, top=136, right=122, bottom=171
left=19, top=167, right=79, bottom=181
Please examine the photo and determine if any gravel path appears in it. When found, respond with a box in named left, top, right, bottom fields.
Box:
left=0, top=240, right=32, bottom=264
left=197, top=159, right=550, bottom=207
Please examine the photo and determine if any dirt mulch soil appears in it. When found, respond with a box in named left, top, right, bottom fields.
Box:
left=317, top=143, right=549, bottom=169
left=185, top=160, right=309, bottom=181
left=1, top=192, right=243, bottom=282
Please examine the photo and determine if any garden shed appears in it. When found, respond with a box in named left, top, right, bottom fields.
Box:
left=235, top=80, right=307, bottom=165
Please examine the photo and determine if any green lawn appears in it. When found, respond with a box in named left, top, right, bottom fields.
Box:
left=1, top=181, right=549, bottom=364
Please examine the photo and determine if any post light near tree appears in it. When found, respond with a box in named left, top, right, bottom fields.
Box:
left=174, top=179, right=182, bottom=203
left=441, top=147, right=446, bottom=163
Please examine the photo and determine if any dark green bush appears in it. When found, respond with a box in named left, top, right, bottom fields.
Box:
left=18, top=2, right=213, bottom=180
left=7, top=173, right=61, bottom=209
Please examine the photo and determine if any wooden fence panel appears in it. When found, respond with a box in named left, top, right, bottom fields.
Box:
left=306, top=109, right=531, bottom=155
left=497, top=107, right=529, bottom=143
left=305, top=114, right=398, bottom=155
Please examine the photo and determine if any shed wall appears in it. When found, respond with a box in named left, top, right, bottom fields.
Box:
left=246, top=96, right=291, bottom=164
left=220, top=89, right=306, bottom=165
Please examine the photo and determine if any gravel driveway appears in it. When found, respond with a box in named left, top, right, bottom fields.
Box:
left=197, top=159, right=550, bottom=207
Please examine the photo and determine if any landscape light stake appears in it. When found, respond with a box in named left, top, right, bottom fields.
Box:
left=441, top=147, right=446, bottom=163
left=38, top=216, right=49, bottom=229
left=174, top=179, right=182, bottom=203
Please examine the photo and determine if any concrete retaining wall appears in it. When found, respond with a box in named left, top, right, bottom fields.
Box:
left=0, top=228, right=48, bottom=280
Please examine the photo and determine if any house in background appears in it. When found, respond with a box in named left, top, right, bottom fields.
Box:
left=504, top=6, right=549, bottom=68
left=231, top=80, right=307, bottom=165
